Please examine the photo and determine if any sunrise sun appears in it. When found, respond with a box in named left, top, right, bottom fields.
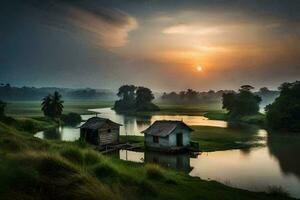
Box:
left=197, top=66, right=203, bottom=71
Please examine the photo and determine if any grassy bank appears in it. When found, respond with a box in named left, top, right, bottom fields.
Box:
left=204, top=111, right=266, bottom=126
left=120, top=125, right=266, bottom=152
left=191, top=125, right=265, bottom=152
left=0, top=119, right=292, bottom=200
left=6, top=100, right=114, bottom=117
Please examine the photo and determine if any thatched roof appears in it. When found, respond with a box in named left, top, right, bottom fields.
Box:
left=141, top=120, right=193, bottom=137
left=80, top=117, right=122, bottom=130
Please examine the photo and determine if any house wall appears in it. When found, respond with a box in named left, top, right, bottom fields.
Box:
left=145, top=127, right=190, bottom=150
left=168, top=127, right=190, bottom=147
left=145, top=134, right=169, bottom=149
left=99, top=125, right=119, bottom=146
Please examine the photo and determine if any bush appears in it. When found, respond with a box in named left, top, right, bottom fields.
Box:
left=60, top=147, right=84, bottom=165
left=145, top=163, right=163, bottom=179
left=93, top=163, right=119, bottom=179
left=61, top=113, right=82, bottom=126
left=84, top=151, right=103, bottom=165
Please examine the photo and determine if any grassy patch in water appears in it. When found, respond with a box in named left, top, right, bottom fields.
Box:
left=191, top=125, right=265, bottom=152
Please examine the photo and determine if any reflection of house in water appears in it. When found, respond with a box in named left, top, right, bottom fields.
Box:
left=145, top=151, right=192, bottom=173
left=118, top=150, right=192, bottom=173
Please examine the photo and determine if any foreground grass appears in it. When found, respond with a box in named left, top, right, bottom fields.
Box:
left=0, top=119, right=292, bottom=200
left=6, top=100, right=114, bottom=117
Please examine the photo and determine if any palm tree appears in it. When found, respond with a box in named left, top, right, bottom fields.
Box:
left=41, top=91, right=64, bottom=118
left=52, top=91, right=64, bottom=118
left=41, top=94, right=53, bottom=117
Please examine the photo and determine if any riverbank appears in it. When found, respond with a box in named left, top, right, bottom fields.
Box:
left=204, top=111, right=266, bottom=126
left=0, top=120, right=293, bottom=200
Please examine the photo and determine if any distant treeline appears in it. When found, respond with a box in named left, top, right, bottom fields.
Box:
left=159, top=87, right=279, bottom=106
left=0, top=84, right=117, bottom=101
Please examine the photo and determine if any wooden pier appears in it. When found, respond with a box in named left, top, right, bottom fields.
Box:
left=95, top=143, right=140, bottom=154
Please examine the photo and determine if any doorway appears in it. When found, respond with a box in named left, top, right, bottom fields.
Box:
left=176, top=133, right=183, bottom=146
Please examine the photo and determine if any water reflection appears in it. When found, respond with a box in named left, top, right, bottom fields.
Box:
left=267, top=133, right=300, bottom=179
left=35, top=107, right=228, bottom=139
left=89, top=108, right=227, bottom=135
left=35, top=124, right=82, bottom=141
left=116, top=147, right=300, bottom=198
left=117, top=150, right=192, bottom=173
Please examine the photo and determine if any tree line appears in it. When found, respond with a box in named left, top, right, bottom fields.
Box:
left=160, top=87, right=279, bottom=105
left=0, top=84, right=115, bottom=101
left=221, top=81, right=300, bottom=132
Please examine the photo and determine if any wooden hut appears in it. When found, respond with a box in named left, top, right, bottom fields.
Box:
left=80, top=117, right=121, bottom=146
left=141, top=120, right=193, bottom=152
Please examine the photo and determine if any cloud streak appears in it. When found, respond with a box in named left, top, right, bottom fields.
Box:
left=67, top=7, right=138, bottom=49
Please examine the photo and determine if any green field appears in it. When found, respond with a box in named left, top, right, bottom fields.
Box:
left=6, top=100, right=114, bottom=117
left=0, top=118, right=292, bottom=200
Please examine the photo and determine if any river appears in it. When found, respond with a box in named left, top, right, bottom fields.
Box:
left=35, top=107, right=300, bottom=198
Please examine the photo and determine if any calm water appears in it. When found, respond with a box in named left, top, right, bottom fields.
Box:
left=35, top=107, right=227, bottom=140
left=116, top=144, right=300, bottom=198
left=34, top=107, right=300, bottom=198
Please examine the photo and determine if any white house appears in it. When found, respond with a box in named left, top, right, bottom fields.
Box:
left=141, top=120, right=193, bottom=152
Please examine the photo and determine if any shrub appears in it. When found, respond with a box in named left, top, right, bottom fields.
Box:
left=60, top=147, right=84, bottom=165
left=145, top=163, right=163, bottom=179
left=93, top=163, right=119, bottom=179
left=84, top=151, right=103, bottom=165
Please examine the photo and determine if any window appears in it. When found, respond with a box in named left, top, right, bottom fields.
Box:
left=107, top=129, right=111, bottom=133
left=153, top=136, right=159, bottom=143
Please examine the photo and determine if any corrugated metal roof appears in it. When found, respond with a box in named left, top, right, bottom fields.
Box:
left=80, top=117, right=122, bottom=130
left=141, top=120, right=193, bottom=137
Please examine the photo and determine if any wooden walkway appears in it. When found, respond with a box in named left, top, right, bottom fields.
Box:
left=96, top=143, right=140, bottom=154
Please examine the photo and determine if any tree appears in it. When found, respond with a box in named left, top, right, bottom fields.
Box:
left=240, top=85, right=255, bottom=91
left=0, top=100, right=7, bottom=117
left=114, top=85, right=159, bottom=112
left=117, top=85, right=136, bottom=103
left=222, top=85, right=261, bottom=118
left=136, top=87, right=154, bottom=106
left=41, top=94, right=53, bottom=117
left=52, top=91, right=64, bottom=118
left=41, top=91, right=64, bottom=118
left=266, top=81, right=300, bottom=132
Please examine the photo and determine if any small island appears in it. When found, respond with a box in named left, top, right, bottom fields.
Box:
left=113, top=85, right=160, bottom=113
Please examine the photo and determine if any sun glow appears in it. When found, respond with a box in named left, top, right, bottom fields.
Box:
left=197, top=66, right=203, bottom=71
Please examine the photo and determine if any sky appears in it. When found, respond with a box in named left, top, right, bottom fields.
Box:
left=0, top=0, right=300, bottom=92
